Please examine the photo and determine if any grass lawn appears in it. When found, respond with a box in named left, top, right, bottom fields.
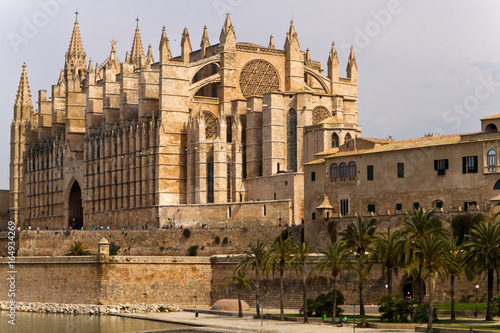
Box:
left=434, top=302, right=487, bottom=311
left=435, top=325, right=500, bottom=330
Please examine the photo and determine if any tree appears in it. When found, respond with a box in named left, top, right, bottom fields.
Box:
left=266, top=238, right=295, bottom=321
left=222, top=269, right=255, bottom=317
left=398, top=207, right=445, bottom=302
left=340, top=215, right=378, bottom=315
left=65, top=241, right=93, bottom=256
left=312, top=240, right=352, bottom=324
left=291, top=241, right=314, bottom=323
left=373, top=227, right=403, bottom=294
left=448, top=237, right=464, bottom=320
left=235, top=239, right=269, bottom=317
left=463, top=220, right=500, bottom=321
left=408, top=232, right=457, bottom=333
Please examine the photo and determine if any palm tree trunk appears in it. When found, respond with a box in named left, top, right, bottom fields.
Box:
left=302, top=261, right=308, bottom=323
left=487, top=269, right=494, bottom=321
left=238, top=289, right=242, bottom=318
left=450, top=273, right=455, bottom=320
left=387, top=266, right=392, bottom=294
left=332, top=278, right=337, bottom=325
left=359, top=281, right=365, bottom=316
left=255, top=269, right=260, bottom=317
left=427, top=274, right=434, bottom=333
left=280, top=264, right=284, bottom=321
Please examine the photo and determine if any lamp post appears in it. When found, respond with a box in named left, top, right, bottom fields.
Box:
left=475, top=285, right=479, bottom=318
left=194, top=295, right=198, bottom=318
left=352, top=304, right=356, bottom=333
left=385, top=284, right=389, bottom=294
left=259, top=298, right=263, bottom=327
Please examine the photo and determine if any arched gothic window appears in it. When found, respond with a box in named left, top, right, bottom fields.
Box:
left=207, top=156, right=214, bottom=203
left=287, top=109, right=297, bottom=172
left=339, top=162, right=347, bottom=178
left=330, top=163, right=338, bottom=179
left=227, top=156, right=231, bottom=202
left=348, top=161, right=356, bottom=177
left=331, top=133, right=339, bottom=148
left=488, top=149, right=497, bottom=172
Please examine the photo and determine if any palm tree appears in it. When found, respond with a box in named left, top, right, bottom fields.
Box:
left=340, top=215, right=378, bottom=315
left=266, top=237, right=295, bottom=321
left=448, top=237, right=464, bottom=320
left=291, top=241, right=314, bottom=323
left=408, top=232, right=457, bottom=333
left=235, top=239, right=268, bottom=317
left=312, top=240, right=352, bottom=325
left=222, top=269, right=256, bottom=317
left=463, top=220, right=500, bottom=321
left=373, top=227, right=403, bottom=294
left=398, top=207, right=445, bottom=301
left=65, top=241, right=93, bottom=256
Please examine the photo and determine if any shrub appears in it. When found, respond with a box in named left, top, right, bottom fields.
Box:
left=64, top=229, right=71, bottom=236
left=159, top=246, right=165, bottom=251
left=109, top=242, right=121, bottom=255
left=65, top=241, right=93, bottom=256
left=378, top=294, right=416, bottom=323
left=183, top=228, right=191, bottom=239
left=214, top=236, right=221, bottom=244
left=301, top=290, right=344, bottom=317
left=412, top=303, right=437, bottom=323
left=158, top=306, right=167, bottom=312
left=491, top=294, right=500, bottom=316
left=274, top=229, right=288, bottom=243
left=222, top=236, right=229, bottom=245
left=242, top=227, right=248, bottom=232
left=188, top=245, right=199, bottom=256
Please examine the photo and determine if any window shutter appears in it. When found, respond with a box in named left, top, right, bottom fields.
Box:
left=434, top=160, right=438, bottom=170
left=462, top=157, right=467, bottom=174
left=445, top=159, right=449, bottom=169
left=473, top=156, right=478, bottom=173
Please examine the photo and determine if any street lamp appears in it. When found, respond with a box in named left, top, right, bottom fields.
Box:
left=385, top=284, right=389, bottom=294
left=194, top=295, right=198, bottom=318
left=352, top=304, right=356, bottom=333
left=475, top=285, right=479, bottom=318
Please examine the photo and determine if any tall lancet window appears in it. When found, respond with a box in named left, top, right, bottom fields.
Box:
left=207, top=156, right=214, bottom=203
left=287, top=108, right=297, bottom=172
left=227, top=156, right=231, bottom=202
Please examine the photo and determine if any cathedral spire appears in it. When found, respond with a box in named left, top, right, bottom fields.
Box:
left=268, top=35, right=275, bottom=49
left=200, top=25, right=210, bottom=57
left=64, top=18, right=87, bottom=80
left=285, top=20, right=300, bottom=50
left=219, top=13, right=236, bottom=46
left=14, top=63, right=33, bottom=120
left=146, top=44, right=154, bottom=64
left=347, top=46, right=358, bottom=82
left=327, top=41, right=339, bottom=80
left=181, top=27, right=192, bottom=63
left=129, top=21, right=145, bottom=68
left=159, top=26, right=172, bottom=62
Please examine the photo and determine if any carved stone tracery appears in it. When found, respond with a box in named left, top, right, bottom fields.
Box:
left=312, top=106, right=331, bottom=124
left=239, top=60, right=279, bottom=97
left=203, top=111, right=217, bottom=139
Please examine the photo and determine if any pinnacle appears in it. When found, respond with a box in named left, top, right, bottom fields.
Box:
left=129, top=24, right=145, bottom=67
left=201, top=25, right=210, bottom=48
left=15, top=63, right=33, bottom=110
left=66, top=19, right=85, bottom=65
left=268, top=35, right=275, bottom=49
left=219, top=13, right=235, bottom=43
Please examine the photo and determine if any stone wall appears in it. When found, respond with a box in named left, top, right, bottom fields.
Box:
left=16, top=227, right=285, bottom=257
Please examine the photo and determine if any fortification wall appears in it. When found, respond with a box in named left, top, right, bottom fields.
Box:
left=16, top=227, right=285, bottom=257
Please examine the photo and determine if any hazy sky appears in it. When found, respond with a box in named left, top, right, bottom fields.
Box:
left=1, top=0, right=500, bottom=190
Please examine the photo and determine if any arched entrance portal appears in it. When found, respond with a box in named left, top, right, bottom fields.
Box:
left=403, top=283, right=413, bottom=300
left=68, top=181, right=83, bottom=229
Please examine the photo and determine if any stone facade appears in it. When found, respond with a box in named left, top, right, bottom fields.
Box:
left=10, top=16, right=360, bottom=231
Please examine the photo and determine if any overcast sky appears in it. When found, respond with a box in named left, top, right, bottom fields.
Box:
left=1, top=0, right=500, bottom=189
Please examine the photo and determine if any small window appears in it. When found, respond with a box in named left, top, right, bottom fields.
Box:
left=367, top=204, right=376, bottom=213
left=330, top=163, right=338, bottom=179
left=413, top=202, right=420, bottom=209
left=463, top=201, right=477, bottom=211
left=488, top=150, right=497, bottom=172
left=397, top=163, right=404, bottom=178
left=339, top=162, right=347, bottom=178
left=494, top=179, right=500, bottom=190
left=311, top=171, right=316, bottom=181
left=462, top=156, right=478, bottom=174
left=228, top=207, right=232, bottom=217
left=340, top=198, right=349, bottom=216
left=331, top=133, right=339, bottom=148
left=396, top=203, right=402, bottom=211
left=312, top=212, right=316, bottom=220
left=434, top=159, right=449, bottom=175
left=367, top=165, right=374, bottom=181
left=348, top=161, right=356, bottom=177
left=435, top=201, right=443, bottom=209
left=263, top=204, right=267, bottom=216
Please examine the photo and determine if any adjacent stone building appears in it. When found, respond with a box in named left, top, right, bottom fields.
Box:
left=10, top=15, right=360, bottom=230
left=304, top=114, right=500, bottom=244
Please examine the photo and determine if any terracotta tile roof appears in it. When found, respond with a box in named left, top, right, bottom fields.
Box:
left=481, top=114, right=500, bottom=121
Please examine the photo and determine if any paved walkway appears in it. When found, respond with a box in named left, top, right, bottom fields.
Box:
left=114, top=307, right=416, bottom=333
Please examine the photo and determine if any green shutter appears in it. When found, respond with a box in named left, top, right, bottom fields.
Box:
left=462, top=157, right=467, bottom=174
